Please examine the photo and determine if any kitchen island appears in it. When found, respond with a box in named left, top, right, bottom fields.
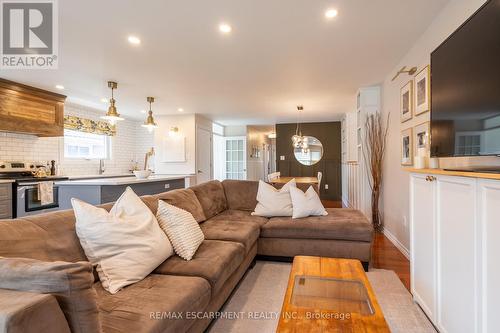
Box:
left=56, top=174, right=190, bottom=210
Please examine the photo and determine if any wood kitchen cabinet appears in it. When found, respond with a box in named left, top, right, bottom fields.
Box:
left=0, top=184, right=13, bottom=219
left=0, top=78, right=66, bottom=137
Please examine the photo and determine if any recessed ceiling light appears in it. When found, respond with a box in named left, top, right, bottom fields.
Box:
left=140, top=109, right=146, bottom=114
left=55, top=85, right=64, bottom=90
left=100, top=98, right=108, bottom=103
left=219, top=23, right=232, bottom=34
left=177, top=108, right=184, bottom=112
left=325, top=8, right=338, bottom=19
left=127, top=35, right=141, bottom=45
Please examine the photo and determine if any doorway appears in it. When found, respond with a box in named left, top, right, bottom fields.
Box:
left=224, top=136, right=247, bottom=180
left=196, top=126, right=212, bottom=184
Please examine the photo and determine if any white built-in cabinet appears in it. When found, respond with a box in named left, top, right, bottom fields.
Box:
left=410, top=173, right=500, bottom=333
left=341, top=86, right=380, bottom=216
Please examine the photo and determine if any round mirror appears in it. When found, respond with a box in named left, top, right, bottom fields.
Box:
left=294, top=136, right=323, bottom=166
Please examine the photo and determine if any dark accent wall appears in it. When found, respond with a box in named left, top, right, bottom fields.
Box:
left=276, top=122, right=341, bottom=201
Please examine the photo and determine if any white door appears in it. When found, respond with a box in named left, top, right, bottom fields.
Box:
left=225, top=136, right=246, bottom=180
left=196, top=127, right=212, bottom=184
left=436, top=176, right=477, bottom=333
left=410, top=173, right=437, bottom=321
left=478, top=179, right=500, bottom=333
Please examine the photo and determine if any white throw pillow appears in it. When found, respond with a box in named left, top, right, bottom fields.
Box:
left=156, top=200, right=205, bottom=261
left=290, top=186, right=328, bottom=219
left=71, top=187, right=173, bottom=294
left=252, top=179, right=296, bottom=217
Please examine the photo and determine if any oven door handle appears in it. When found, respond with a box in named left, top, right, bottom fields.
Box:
left=17, top=183, right=47, bottom=187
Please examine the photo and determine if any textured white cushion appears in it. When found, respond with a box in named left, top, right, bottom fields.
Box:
left=252, top=179, right=296, bottom=217
left=156, top=200, right=205, bottom=260
left=71, top=187, right=173, bottom=294
left=290, top=186, right=328, bottom=219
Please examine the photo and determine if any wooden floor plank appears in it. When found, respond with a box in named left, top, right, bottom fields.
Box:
left=321, top=201, right=411, bottom=291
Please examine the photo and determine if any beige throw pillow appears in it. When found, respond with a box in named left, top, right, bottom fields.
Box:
left=290, top=186, right=328, bottom=219
left=72, top=187, right=173, bottom=294
left=156, top=200, right=204, bottom=260
left=252, top=179, right=296, bottom=217
left=0, top=257, right=101, bottom=333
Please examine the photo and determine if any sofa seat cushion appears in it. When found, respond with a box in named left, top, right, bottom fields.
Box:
left=200, top=219, right=260, bottom=253
left=95, top=274, right=210, bottom=333
left=261, top=208, right=373, bottom=242
left=154, top=240, right=245, bottom=294
left=209, top=210, right=269, bottom=227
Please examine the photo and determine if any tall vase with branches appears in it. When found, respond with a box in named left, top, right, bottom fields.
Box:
left=363, top=111, right=389, bottom=232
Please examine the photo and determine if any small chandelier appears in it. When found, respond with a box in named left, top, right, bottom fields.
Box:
left=291, top=105, right=305, bottom=149
left=101, top=81, right=124, bottom=125
left=142, top=97, right=158, bottom=132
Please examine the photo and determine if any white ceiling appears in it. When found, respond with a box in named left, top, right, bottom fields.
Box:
left=1, top=0, right=448, bottom=125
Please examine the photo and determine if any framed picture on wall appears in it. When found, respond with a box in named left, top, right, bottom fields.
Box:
left=400, top=81, right=413, bottom=123
left=413, top=121, right=430, bottom=156
left=401, top=128, right=413, bottom=166
left=414, top=65, right=430, bottom=115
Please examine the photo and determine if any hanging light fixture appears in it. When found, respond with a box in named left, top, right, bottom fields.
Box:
left=291, top=105, right=305, bottom=149
left=142, top=96, right=158, bottom=132
left=101, top=81, right=124, bottom=125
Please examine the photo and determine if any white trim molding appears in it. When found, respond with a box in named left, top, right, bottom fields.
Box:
left=383, top=227, right=410, bottom=260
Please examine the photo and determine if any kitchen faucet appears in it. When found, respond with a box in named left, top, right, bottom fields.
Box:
left=98, top=159, right=105, bottom=175
left=144, top=148, right=155, bottom=171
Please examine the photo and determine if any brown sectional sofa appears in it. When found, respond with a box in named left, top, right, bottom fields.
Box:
left=0, top=179, right=373, bottom=333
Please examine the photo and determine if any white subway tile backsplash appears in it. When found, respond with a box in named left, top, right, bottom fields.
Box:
left=0, top=104, right=154, bottom=176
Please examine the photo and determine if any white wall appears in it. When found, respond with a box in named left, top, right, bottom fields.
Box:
left=154, top=114, right=196, bottom=175
left=381, top=0, right=488, bottom=251
left=225, top=125, right=247, bottom=137
left=0, top=103, right=153, bottom=176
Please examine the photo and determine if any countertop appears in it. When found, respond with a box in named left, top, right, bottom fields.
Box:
left=67, top=174, right=133, bottom=180
left=405, top=168, right=500, bottom=181
left=0, top=180, right=14, bottom=184
left=56, top=174, right=191, bottom=186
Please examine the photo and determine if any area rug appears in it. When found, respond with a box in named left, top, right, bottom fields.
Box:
left=208, top=261, right=436, bottom=333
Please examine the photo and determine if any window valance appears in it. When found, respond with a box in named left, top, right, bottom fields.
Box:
left=64, top=115, right=116, bottom=136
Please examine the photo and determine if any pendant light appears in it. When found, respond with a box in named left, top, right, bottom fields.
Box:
left=291, top=105, right=304, bottom=149
left=142, top=97, right=158, bottom=132
left=101, top=81, right=124, bottom=125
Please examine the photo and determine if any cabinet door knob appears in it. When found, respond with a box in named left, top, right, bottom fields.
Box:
left=425, top=176, right=430, bottom=181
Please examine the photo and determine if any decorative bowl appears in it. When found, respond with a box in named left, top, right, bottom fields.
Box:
left=133, top=170, right=151, bottom=179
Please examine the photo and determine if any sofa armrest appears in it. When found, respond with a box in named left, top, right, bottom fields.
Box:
left=0, top=289, right=70, bottom=333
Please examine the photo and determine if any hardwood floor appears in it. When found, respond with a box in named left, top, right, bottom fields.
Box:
left=321, top=200, right=411, bottom=291
left=371, top=232, right=411, bottom=291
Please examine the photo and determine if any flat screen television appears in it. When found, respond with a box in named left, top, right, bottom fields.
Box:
left=430, top=0, right=500, bottom=157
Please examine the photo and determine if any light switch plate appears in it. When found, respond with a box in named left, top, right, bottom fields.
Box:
left=280, top=156, right=285, bottom=160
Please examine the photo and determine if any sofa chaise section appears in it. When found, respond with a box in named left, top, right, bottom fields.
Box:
left=220, top=179, right=373, bottom=266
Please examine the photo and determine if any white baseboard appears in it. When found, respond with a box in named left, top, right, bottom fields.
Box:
left=382, top=228, right=410, bottom=260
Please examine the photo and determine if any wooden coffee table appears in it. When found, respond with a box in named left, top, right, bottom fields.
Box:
left=276, top=256, right=390, bottom=332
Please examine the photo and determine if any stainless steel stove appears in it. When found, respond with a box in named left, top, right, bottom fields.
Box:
left=0, top=161, right=68, bottom=217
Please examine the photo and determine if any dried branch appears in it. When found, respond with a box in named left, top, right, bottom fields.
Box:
left=362, top=111, right=390, bottom=231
